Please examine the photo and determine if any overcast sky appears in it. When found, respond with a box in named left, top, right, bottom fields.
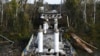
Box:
left=27, top=0, right=62, bottom=4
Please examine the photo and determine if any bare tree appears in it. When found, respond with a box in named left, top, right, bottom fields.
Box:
left=18, top=0, right=28, bottom=12
left=84, top=0, right=87, bottom=23
left=93, top=0, right=96, bottom=24
left=0, top=0, right=3, bottom=26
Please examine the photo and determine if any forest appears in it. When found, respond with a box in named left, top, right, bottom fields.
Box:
left=0, top=0, right=100, bottom=56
